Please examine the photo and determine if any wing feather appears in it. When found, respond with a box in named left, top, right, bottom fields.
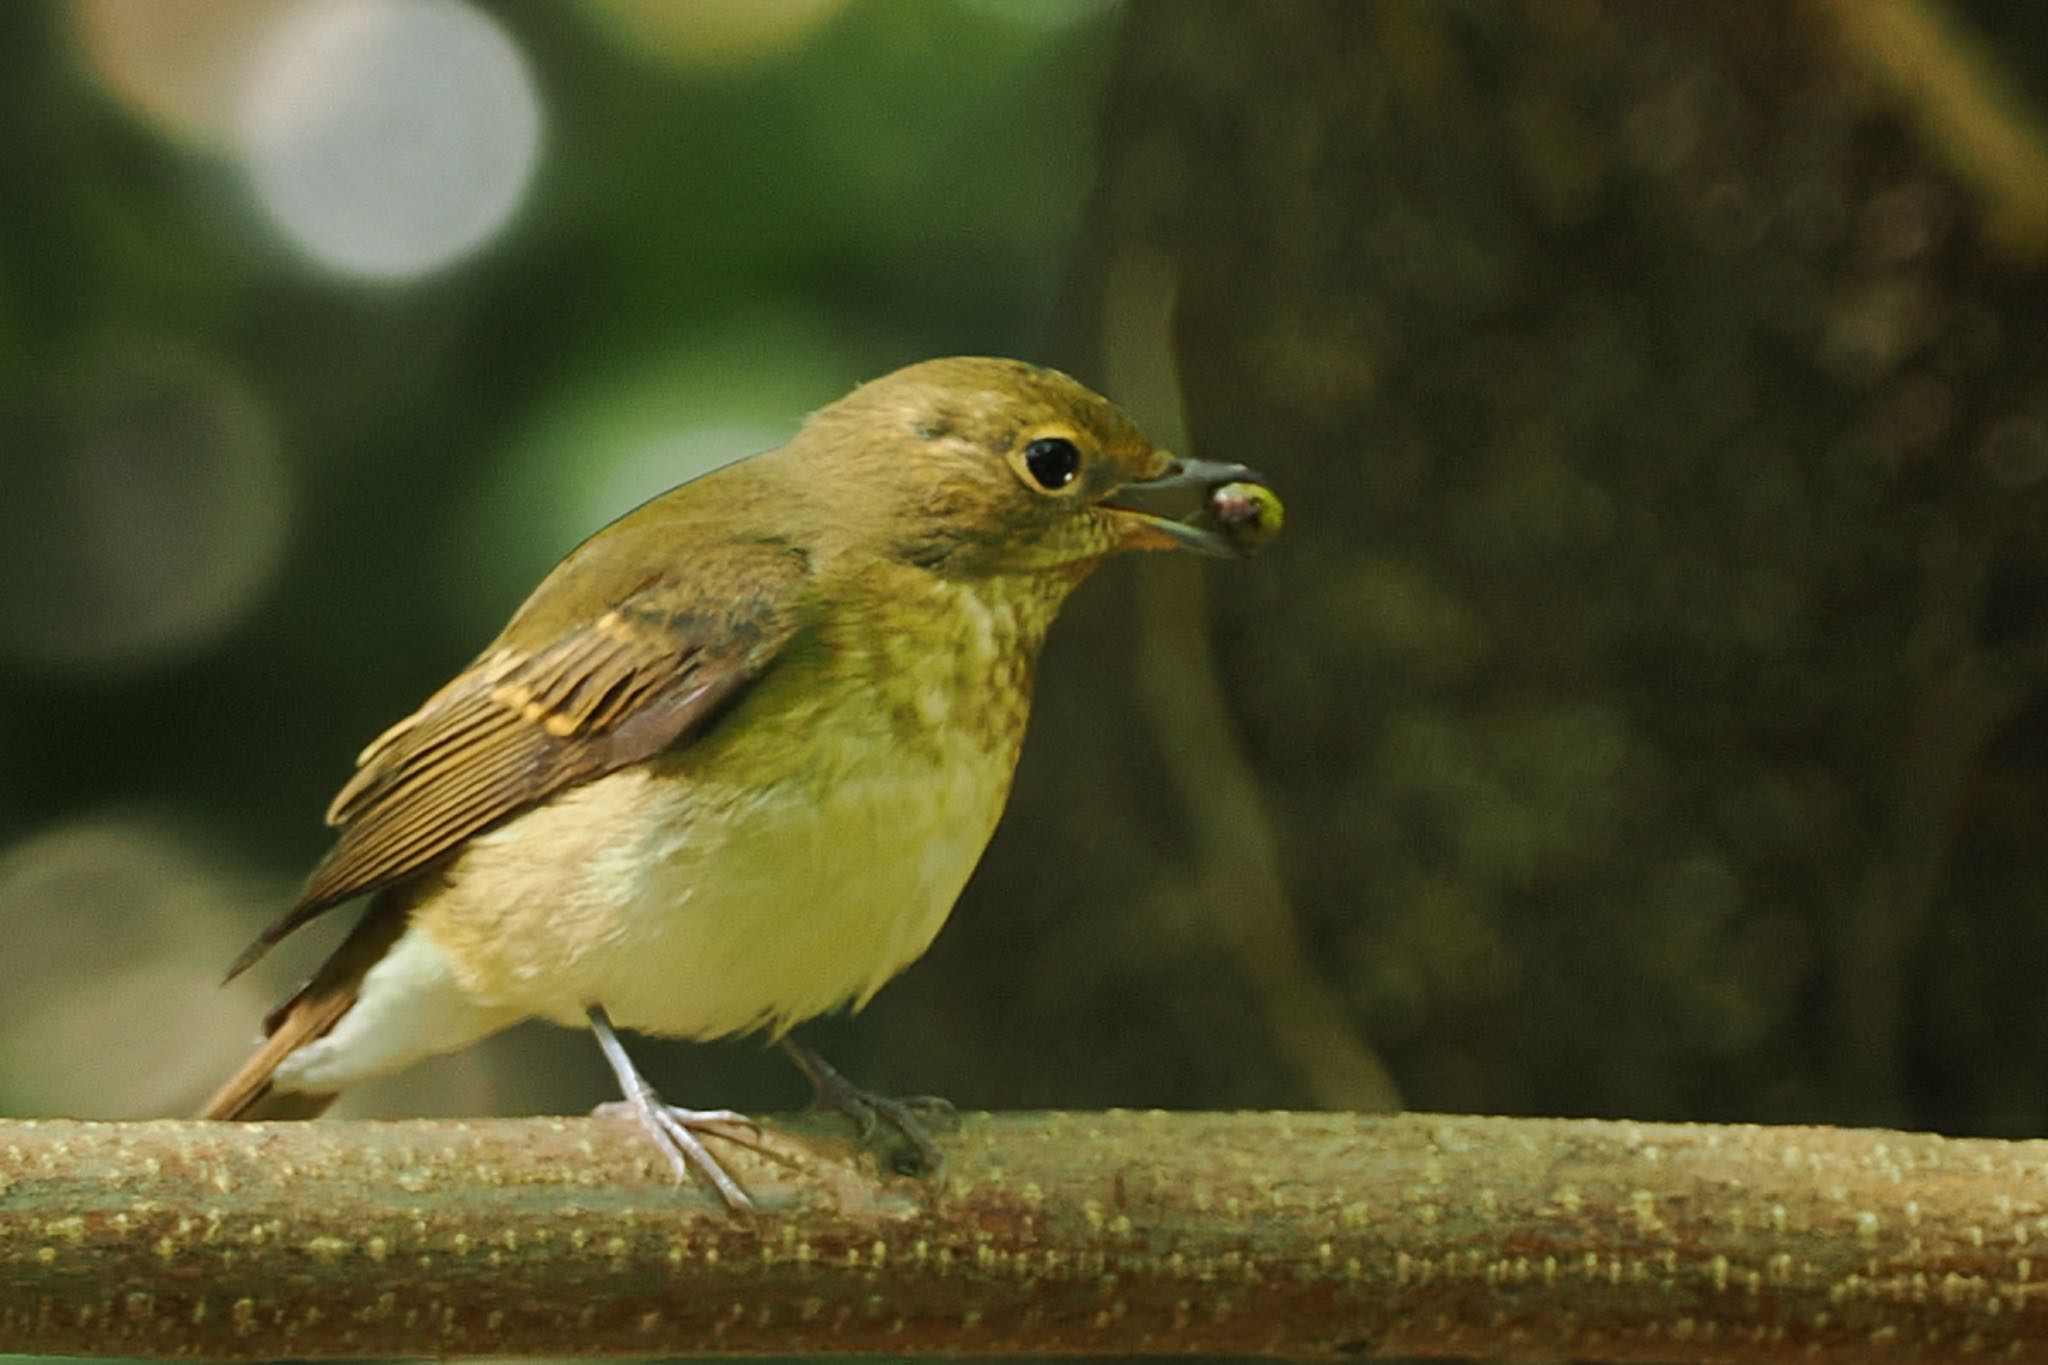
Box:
left=227, top=548, right=809, bottom=981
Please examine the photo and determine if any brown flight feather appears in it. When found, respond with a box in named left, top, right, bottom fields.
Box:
left=223, top=530, right=813, bottom=983
left=200, top=893, right=410, bottom=1119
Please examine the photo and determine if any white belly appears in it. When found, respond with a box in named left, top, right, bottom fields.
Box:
left=420, top=739, right=1011, bottom=1040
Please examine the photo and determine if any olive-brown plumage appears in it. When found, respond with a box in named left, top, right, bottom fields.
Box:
left=201, top=357, right=1266, bottom=1207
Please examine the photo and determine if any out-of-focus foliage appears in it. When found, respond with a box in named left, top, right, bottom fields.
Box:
left=6, top=0, right=2048, bottom=1150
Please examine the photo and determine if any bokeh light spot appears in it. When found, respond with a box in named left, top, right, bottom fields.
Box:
left=0, top=815, right=285, bottom=1119
left=582, top=0, right=849, bottom=68
left=72, top=0, right=286, bottom=145
left=1979, top=414, right=2048, bottom=488
left=0, top=344, right=289, bottom=675
left=237, top=0, right=543, bottom=280
left=446, top=315, right=861, bottom=633
left=583, top=420, right=786, bottom=529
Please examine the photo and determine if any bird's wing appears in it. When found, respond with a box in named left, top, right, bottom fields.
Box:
left=226, top=539, right=812, bottom=979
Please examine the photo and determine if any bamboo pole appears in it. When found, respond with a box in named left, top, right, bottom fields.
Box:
left=1, top=1111, right=2045, bottom=1360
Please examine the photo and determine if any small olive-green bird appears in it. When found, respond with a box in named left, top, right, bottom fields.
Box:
left=202, top=357, right=1267, bottom=1209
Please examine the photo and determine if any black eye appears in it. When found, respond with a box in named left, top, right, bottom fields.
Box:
left=1021, top=436, right=1082, bottom=491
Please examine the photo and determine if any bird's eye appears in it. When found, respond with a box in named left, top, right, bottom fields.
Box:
left=1019, top=436, right=1082, bottom=492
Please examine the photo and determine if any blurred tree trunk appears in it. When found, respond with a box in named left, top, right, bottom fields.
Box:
left=952, top=0, right=2048, bottom=1132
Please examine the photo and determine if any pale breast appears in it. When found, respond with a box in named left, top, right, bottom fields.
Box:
left=412, top=575, right=1040, bottom=1040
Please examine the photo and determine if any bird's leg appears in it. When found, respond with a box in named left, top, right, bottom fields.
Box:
left=588, top=1004, right=759, bottom=1211
left=779, top=1036, right=955, bottom=1179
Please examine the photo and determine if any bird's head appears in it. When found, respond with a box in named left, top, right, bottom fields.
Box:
left=785, top=357, right=1264, bottom=580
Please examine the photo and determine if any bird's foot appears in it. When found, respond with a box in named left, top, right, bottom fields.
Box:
left=587, top=1003, right=763, bottom=1211
left=781, top=1038, right=957, bottom=1179
left=593, top=1092, right=762, bottom=1212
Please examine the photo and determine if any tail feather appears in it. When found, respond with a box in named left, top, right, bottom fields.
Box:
left=200, top=895, right=408, bottom=1120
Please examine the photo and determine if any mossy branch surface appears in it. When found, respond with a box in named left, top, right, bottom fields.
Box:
left=1, top=1111, right=2044, bottom=1360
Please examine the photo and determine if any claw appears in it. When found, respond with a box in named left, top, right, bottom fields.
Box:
left=588, top=1005, right=758, bottom=1211
left=780, top=1037, right=954, bottom=1180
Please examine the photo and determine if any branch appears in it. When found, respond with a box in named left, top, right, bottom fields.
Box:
left=1807, top=0, right=2048, bottom=257
left=2, top=1112, right=2045, bottom=1360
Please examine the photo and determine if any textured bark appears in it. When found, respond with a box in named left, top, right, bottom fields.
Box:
left=2, top=1112, right=2046, bottom=1360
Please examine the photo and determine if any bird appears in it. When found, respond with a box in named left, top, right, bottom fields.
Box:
left=200, top=356, right=1268, bottom=1209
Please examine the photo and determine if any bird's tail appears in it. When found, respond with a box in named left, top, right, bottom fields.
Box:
left=199, top=895, right=408, bottom=1120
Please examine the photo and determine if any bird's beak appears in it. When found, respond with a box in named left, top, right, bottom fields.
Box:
left=1103, top=457, right=1267, bottom=557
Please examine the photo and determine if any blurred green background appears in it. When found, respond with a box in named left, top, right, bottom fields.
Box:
left=6, top=0, right=2048, bottom=1147
left=0, top=0, right=1125, bottom=1122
